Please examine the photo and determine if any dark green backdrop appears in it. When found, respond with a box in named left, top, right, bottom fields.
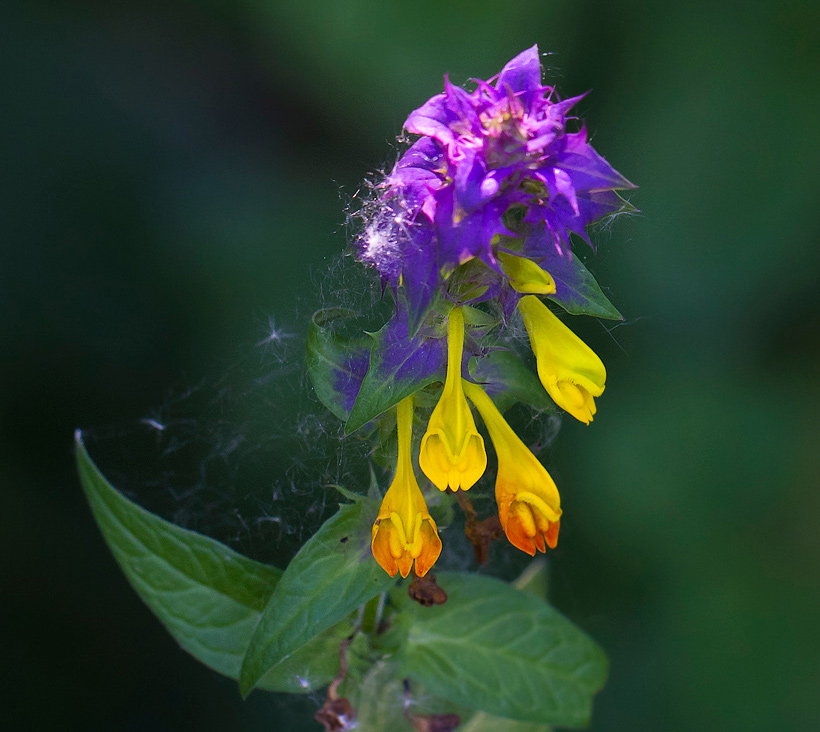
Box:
left=3, top=0, right=819, bottom=730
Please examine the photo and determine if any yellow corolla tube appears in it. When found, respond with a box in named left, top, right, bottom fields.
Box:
left=498, top=252, right=556, bottom=295
left=371, top=395, right=442, bottom=578
left=462, top=380, right=562, bottom=556
left=518, top=294, right=606, bottom=425
left=419, top=306, right=487, bottom=491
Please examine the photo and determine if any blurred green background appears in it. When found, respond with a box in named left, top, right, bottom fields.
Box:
left=3, top=0, right=819, bottom=729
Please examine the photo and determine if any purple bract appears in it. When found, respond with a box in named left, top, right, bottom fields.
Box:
left=358, top=45, right=634, bottom=322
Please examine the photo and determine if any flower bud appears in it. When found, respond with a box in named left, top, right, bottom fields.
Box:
left=463, top=380, right=561, bottom=555
left=518, top=294, right=606, bottom=424
left=419, top=307, right=487, bottom=491
left=372, top=396, right=442, bottom=577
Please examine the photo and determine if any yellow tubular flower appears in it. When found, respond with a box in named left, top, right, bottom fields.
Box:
left=462, top=380, right=561, bottom=556
left=518, top=294, right=606, bottom=425
left=371, top=395, right=442, bottom=578
left=498, top=252, right=557, bottom=295
left=419, top=306, right=487, bottom=491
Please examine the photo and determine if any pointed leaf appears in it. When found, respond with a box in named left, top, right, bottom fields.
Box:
left=77, top=432, right=275, bottom=678
left=541, top=253, right=622, bottom=320
left=76, top=431, right=348, bottom=693
left=306, top=308, right=371, bottom=420
left=346, top=313, right=446, bottom=433
left=240, top=500, right=397, bottom=695
left=392, top=572, right=607, bottom=727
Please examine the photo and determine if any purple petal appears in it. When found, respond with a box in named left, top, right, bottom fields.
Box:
left=452, top=148, right=488, bottom=214
left=523, top=206, right=580, bottom=255
left=496, top=45, right=542, bottom=94
left=525, top=94, right=583, bottom=152
left=556, top=130, right=637, bottom=192
left=576, top=189, right=629, bottom=224
left=435, top=190, right=514, bottom=271
left=383, top=138, right=447, bottom=227
left=404, top=93, right=457, bottom=147
left=536, top=168, right=580, bottom=216
left=393, top=137, right=444, bottom=180
left=335, top=352, right=370, bottom=414
left=444, top=75, right=481, bottom=130
left=400, top=227, right=440, bottom=334
left=548, top=93, right=585, bottom=119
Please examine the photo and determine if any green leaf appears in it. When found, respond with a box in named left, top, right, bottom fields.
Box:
left=346, top=313, right=446, bottom=434
left=344, top=661, right=471, bottom=732
left=76, top=431, right=347, bottom=694
left=259, top=620, right=352, bottom=693
left=306, top=308, right=371, bottom=421
left=470, top=350, right=554, bottom=413
left=77, top=432, right=271, bottom=677
left=240, top=500, right=397, bottom=695
left=546, top=255, right=622, bottom=320
left=347, top=662, right=416, bottom=732
left=460, top=711, right=550, bottom=732
left=393, top=572, right=607, bottom=728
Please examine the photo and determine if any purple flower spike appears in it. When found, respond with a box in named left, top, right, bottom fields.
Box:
left=357, top=46, right=635, bottom=326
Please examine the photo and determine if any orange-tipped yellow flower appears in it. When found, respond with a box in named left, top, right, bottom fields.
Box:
left=371, top=395, right=442, bottom=578
left=518, top=294, right=606, bottom=425
left=419, top=306, right=487, bottom=491
left=462, top=380, right=561, bottom=556
left=498, top=252, right=557, bottom=295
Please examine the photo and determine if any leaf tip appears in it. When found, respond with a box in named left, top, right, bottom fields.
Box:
left=343, top=411, right=367, bottom=435
left=238, top=659, right=260, bottom=699
left=238, top=679, right=255, bottom=700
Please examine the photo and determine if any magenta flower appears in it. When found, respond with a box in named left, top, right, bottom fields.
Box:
left=358, top=45, right=634, bottom=326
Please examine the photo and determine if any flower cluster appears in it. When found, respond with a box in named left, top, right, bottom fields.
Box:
left=370, top=299, right=605, bottom=576
left=323, top=46, right=633, bottom=578
left=359, top=45, right=635, bottom=327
